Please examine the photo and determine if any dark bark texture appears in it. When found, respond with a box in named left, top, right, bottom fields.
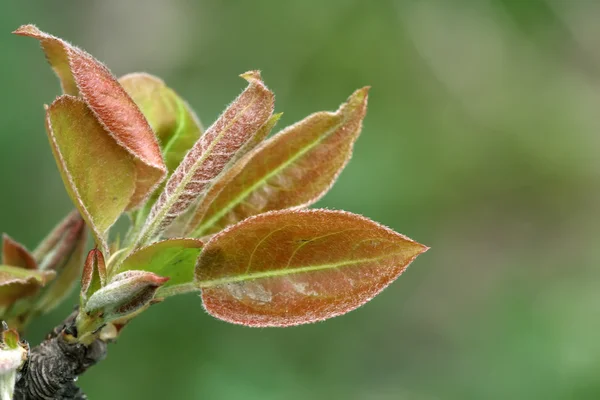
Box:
left=13, top=310, right=107, bottom=400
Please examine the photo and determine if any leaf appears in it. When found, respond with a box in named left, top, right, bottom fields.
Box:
left=2, top=235, right=37, bottom=270
left=229, top=112, right=282, bottom=166
left=138, top=71, right=275, bottom=243
left=187, top=88, right=369, bottom=237
left=14, top=25, right=167, bottom=209
left=84, top=270, right=169, bottom=322
left=119, top=73, right=203, bottom=174
left=115, top=239, right=203, bottom=292
left=33, top=210, right=85, bottom=271
left=0, top=265, right=55, bottom=307
left=169, top=113, right=283, bottom=238
left=80, top=249, right=107, bottom=305
left=30, top=213, right=87, bottom=314
left=196, top=209, right=428, bottom=327
left=45, top=95, right=137, bottom=254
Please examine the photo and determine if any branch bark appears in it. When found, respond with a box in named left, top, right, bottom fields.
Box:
left=13, top=309, right=107, bottom=400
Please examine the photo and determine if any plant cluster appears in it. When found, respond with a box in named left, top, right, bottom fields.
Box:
left=0, top=25, right=427, bottom=398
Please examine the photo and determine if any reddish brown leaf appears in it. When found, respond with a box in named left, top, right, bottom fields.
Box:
left=80, top=249, right=107, bottom=304
left=2, top=235, right=37, bottom=270
left=14, top=25, right=167, bottom=209
left=32, top=219, right=87, bottom=314
left=118, top=73, right=203, bottom=174
left=33, top=210, right=85, bottom=271
left=186, top=88, right=369, bottom=237
left=196, top=209, right=428, bottom=327
left=138, top=71, right=274, bottom=244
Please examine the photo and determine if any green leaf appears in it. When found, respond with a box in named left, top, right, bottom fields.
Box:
left=115, top=239, right=203, bottom=294
left=0, top=265, right=55, bottom=308
left=196, top=209, right=428, bottom=327
left=186, top=88, right=369, bottom=237
left=119, top=73, right=203, bottom=175
left=45, top=95, right=137, bottom=254
left=136, top=71, right=275, bottom=245
left=2, top=235, right=37, bottom=270
left=14, top=25, right=167, bottom=210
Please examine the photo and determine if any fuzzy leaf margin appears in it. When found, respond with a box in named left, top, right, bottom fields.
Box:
left=138, top=71, right=275, bottom=244
left=196, top=209, right=428, bottom=327
left=14, top=24, right=167, bottom=210
left=185, top=87, right=369, bottom=237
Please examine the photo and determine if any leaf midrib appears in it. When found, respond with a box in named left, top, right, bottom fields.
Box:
left=137, top=94, right=260, bottom=245
left=193, top=115, right=346, bottom=236
left=196, top=251, right=405, bottom=288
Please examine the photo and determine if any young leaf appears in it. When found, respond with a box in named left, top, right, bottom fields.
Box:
left=84, top=270, right=169, bottom=322
left=32, top=219, right=87, bottom=313
left=165, top=113, right=282, bottom=238
left=33, top=210, right=85, bottom=270
left=119, top=73, right=203, bottom=174
left=2, top=235, right=37, bottom=270
left=80, top=249, right=107, bottom=305
left=187, top=88, right=369, bottom=237
left=14, top=25, right=167, bottom=209
left=196, top=209, right=428, bottom=327
left=0, top=266, right=55, bottom=307
left=138, top=71, right=275, bottom=243
left=45, top=95, right=137, bottom=254
left=115, top=239, right=203, bottom=292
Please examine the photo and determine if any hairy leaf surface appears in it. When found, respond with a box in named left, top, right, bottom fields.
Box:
left=45, top=95, right=136, bottom=253
left=84, top=270, right=169, bottom=321
left=80, top=249, right=107, bottom=305
left=187, top=88, right=369, bottom=237
left=196, top=209, right=427, bottom=327
left=14, top=25, right=167, bottom=209
left=140, top=71, right=274, bottom=243
left=116, top=238, right=203, bottom=291
left=119, top=73, right=203, bottom=174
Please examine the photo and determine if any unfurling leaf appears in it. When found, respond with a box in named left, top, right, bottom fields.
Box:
left=115, top=239, right=203, bottom=294
left=84, top=270, right=169, bottom=322
left=196, top=209, right=427, bottom=327
left=119, top=73, right=203, bottom=174
left=33, top=210, right=85, bottom=271
left=2, top=235, right=37, bottom=270
left=0, top=266, right=55, bottom=308
left=45, top=95, right=137, bottom=253
left=139, top=71, right=275, bottom=244
left=187, top=88, right=369, bottom=237
left=14, top=25, right=167, bottom=210
left=31, top=212, right=87, bottom=313
left=80, top=249, right=107, bottom=306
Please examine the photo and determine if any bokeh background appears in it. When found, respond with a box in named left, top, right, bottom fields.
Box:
left=2, top=1, right=600, bottom=399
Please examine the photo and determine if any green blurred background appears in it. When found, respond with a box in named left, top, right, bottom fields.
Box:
left=2, top=0, right=600, bottom=399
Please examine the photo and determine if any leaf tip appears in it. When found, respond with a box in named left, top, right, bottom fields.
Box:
left=12, top=24, right=41, bottom=36
left=240, top=70, right=263, bottom=84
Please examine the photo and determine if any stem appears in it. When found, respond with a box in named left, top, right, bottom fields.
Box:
left=156, top=282, right=199, bottom=298
left=13, top=309, right=108, bottom=400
